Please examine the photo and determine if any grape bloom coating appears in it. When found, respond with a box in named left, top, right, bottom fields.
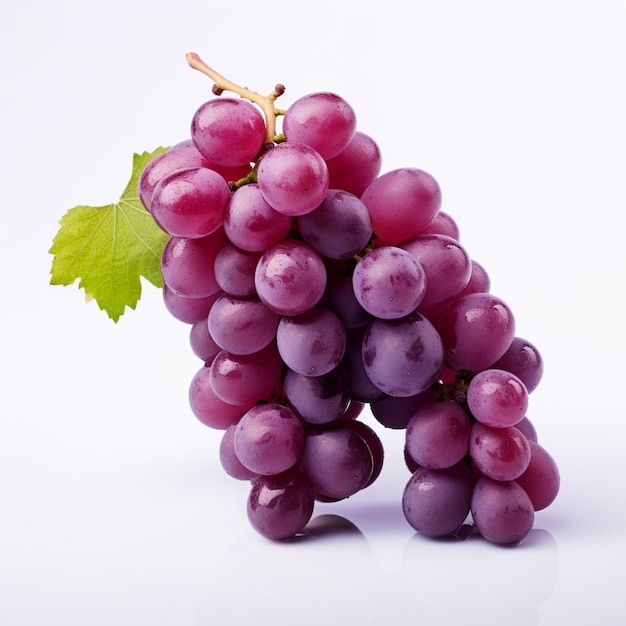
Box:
left=135, top=54, right=559, bottom=545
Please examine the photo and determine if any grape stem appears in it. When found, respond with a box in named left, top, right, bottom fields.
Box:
left=185, top=52, right=284, bottom=143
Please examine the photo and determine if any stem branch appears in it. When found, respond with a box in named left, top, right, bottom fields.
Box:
left=185, top=52, right=283, bottom=143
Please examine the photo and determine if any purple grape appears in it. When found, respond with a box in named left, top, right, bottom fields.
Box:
left=213, top=243, right=261, bottom=297
left=515, top=416, right=538, bottom=443
left=340, top=327, right=386, bottom=402
left=247, top=468, right=315, bottom=540
left=189, top=316, right=221, bottom=362
left=283, top=367, right=351, bottom=425
left=234, top=403, right=306, bottom=476
left=219, top=424, right=259, bottom=481
left=162, top=285, right=220, bottom=324
left=325, top=131, right=382, bottom=197
left=361, top=168, right=442, bottom=245
left=209, top=343, right=283, bottom=407
left=276, top=305, right=346, bottom=376
left=436, top=292, right=515, bottom=373
left=490, top=336, right=544, bottom=393
left=471, top=476, right=534, bottom=545
left=188, top=365, right=253, bottom=429
left=160, top=229, right=226, bottom=298
left=370, top=391, right=432, bottom=430
left=296, top=189, right=372, bottom=259
left=401, top=234, right=472, bottom=307
left=191, top=98, right=266, bottom=167
left=470, top=421, right=531, bottom=481
left=207, top=294, right=280, bottom=355
left=402, top=462, right=475, bottom=537
left=352, top=246, right=427, bottom=320
left=362, top=312, right=444, bottom=397
left=224, top=183, right=293, bottom=252
left=283, top=92, right=356, bottom=159
left=254, top=239, right=327, bottom=315
left=151, top=166, right=231, bottom=239
left=321, top=263, right=370, bottom=329
left=405, top=400, right=471, bottom=469
left=299, top=423, right=374, bottom=500
left=257, top=142, right=329, bottom=216
left=338, top=419, right=384, bottom=488
left=420, top=210, right=460, bottom=240
left=514, top=440, right=560, bottom=511
left=467, top=368, right=529, bottom=428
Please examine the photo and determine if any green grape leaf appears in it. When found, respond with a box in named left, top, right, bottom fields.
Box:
left=49, top=148, right=170, bottom=322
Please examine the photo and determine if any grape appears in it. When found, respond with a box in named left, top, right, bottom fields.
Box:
left=219, top=425, right=259, bottom=481
left=362, top=312, right=444, bottom=397
left=233, top=403, right=306, bottom=476
left=191, top=98, right=266, bottom=167
left=209, top=343, right=283, bottom=406
left=490, top=336, right=544, bottom=393
left=189, top=316, right=221, bottom=362
left=254, top=239, right=327, bottom=315
left=299, top=423, right=374, bottom=500
left=405, top=399, right=471, bottom=469
left=162, top=285, right=220, bottom=324
left=247, top=468, right=315, bottom=540
left=514, top=440, right=560, bottom=511
left=436, top=292, right=516, bottom=373
left=325, top=131, right=382, bottom=196
left=160, top=229, right=226, bottom=298
left=223, top=183, right=292, bottom=252
left=296, top=189, right=372, bottom=259
left=469, top=421, right=531, bottom=481
left=401, top=234, right=472, bottom=307
left=283, top=367, right=351, bottom=425
left=361, top=168, right=442, bottom=245
left=151, top=166, right=231, bottom=239
left=352, top=246, right=427, bottom=320
left=402, top=462, right=475, bottom=538
left=370, top=391, right=432, bottom=429
left=467, top=368, right=529, bottom=428
left=188, top=365, right=253, bottom=429
left=130, top=60, right=560, bottom=544
left=470, top=476, right=535, bottom=545
left=213, top=243, right=261, bottom=297
left=256, top=142, right=329, bottom=216
left=282, top=92, right=356, bottom=159
left=276, top=305, right=346, bottom=376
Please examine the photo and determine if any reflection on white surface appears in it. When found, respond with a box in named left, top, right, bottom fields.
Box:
left=195, top=514, right=558, bottom=626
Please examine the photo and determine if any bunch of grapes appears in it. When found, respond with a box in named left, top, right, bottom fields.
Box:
left=138, top=54, right=559, bottom=545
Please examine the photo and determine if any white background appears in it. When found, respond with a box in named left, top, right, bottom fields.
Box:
left=1, top=1, right=625, bottom=624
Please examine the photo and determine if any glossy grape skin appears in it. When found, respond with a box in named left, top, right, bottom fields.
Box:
left=219, top=424, right=259, bottom=481
left=254, top=240, right=327, bottom=316
left=491, top=336, right=544, bottom=393
left=162, top=285, right=220, bottom=324
left=471, top=476, right=534, bottom=545
left=467, top=368, right=529, bottom=428
left=257, top=142, right=329, bottom=216
left=233, top=403, right=306, bottom=476
left=160, top=229, right=226, bottom=298
left=224, top=183, right=293, bottom=252
left=352, top=246, right=427, bottom=320
left=276, top=305, right=346, bottom=377
left=436, top=292, right=516, bottom=374
left=247, top=469, right=315, bottom=540
left=362, top=312, right=444, bottom=397
left=299, top=423, right=374, bottom=500
left=325, top=131, right=382, bottom=196
left=151, top=167, right=231, bottom=239
left=405, top=400, right=471, bottom=470
left=283, top=92, right=357, bottom=159
left=420, top=210, right=460, bottom=240
left=401, top=234, right=472, bottom=307
left=338, top=419, right=384, bottom=488
left=402, top=462, right=475, bottom=538
left=515, top=440, right=560, bottom=511
left=296, top=189, right=372, bottom=260
left=191, top=98, right=266, bottom=167
left=189, top=316, right=221, bottom=363
left=188, top=365, right=253, bottom=429
left=470, top=422, right=531, bottom=481
left=213, top=244, right=261, bottom=297
left=361, top=168, right=442, bottom=245
left=340, top=327, right=386, bottom=403
left=207, top=294, right=280, bottom=355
